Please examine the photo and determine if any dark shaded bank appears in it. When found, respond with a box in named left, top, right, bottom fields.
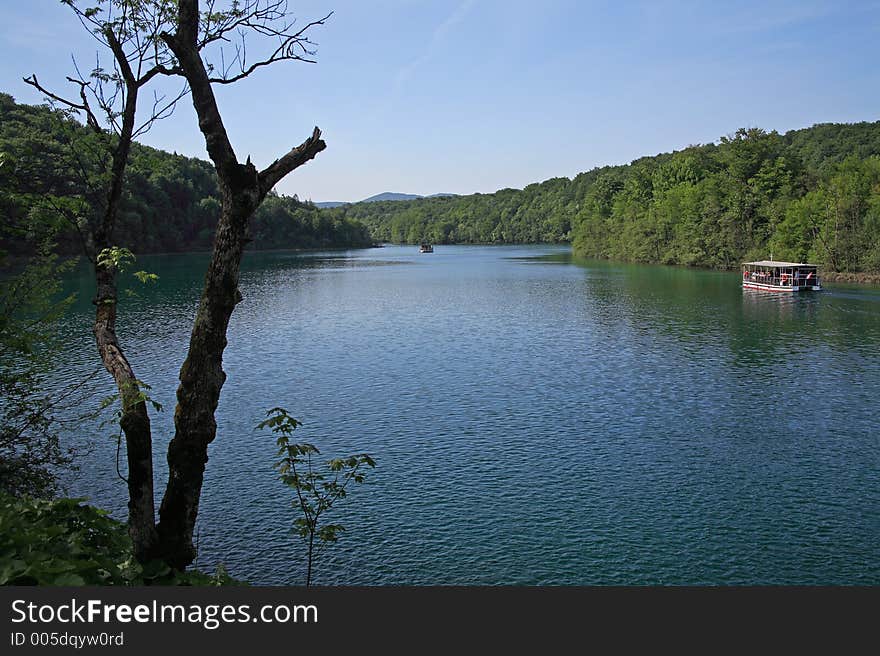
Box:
left=821, top=271, right=880, bottom=285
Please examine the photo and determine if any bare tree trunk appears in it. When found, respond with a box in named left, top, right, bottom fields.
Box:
left=94, top=265, right=157, bottom=560
left=92, top=78, right=158, bottom=562
left=156, top=183, right=258, bottom=568
left=157, top=0, right=325, bottom=568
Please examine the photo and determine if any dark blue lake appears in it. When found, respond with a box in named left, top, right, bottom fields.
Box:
left=58, top=245, right=880, bottom=584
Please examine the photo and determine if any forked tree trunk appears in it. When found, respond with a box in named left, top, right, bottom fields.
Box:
left=156, top=0, right=325, bottom=568
left=156, top=182, right=259, bottom=568
left=36, top=0, right=326, bottom=568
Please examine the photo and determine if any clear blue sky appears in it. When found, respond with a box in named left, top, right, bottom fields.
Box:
left=2, top=1, right=879, bottom=202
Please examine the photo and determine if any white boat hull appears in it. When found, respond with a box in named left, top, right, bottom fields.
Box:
left=743, top=281, right=821, bottom=292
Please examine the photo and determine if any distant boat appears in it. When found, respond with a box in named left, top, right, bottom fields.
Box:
left=419, top=243, right=434, bottom=253
left=742, top=260, right=821, bottom=292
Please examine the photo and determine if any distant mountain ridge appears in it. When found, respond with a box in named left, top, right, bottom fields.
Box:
left=314, top=191, right=457, bottom=208
left=362, top=192, right=421, bottom=203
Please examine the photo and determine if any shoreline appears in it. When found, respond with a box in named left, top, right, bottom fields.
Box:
left=818, top=271, right=880, bottom=285
left=566, top=249, right=880, bottom=287
left=8, top=243, right=880, bottom=287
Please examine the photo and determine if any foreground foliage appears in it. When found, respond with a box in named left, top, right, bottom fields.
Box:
left=0, top=139, right=83, bottom=498
left=0, top=493, right=237, bottom=586
left=259, top=408, right=375, bottom=587
left=0, top=250, right=78, bottom=497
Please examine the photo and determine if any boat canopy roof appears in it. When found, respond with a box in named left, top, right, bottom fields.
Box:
left=742, top=260, right=818, bottom=268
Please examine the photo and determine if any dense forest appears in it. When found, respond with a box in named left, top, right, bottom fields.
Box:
left=325, top=121, right=880, bottom=273
left=3, top=93, right=879, bottom=273
left=0, top=93, right=372, bottom=258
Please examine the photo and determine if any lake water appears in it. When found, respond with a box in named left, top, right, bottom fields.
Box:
left=57, top=245, right=880, bottom=584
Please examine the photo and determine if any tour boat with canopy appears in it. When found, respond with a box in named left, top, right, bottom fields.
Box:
left=742, top=260, right=821, bottom=292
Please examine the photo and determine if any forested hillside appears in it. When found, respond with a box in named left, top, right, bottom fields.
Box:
left=0, top=94, right=372, bottom=258
left=325, top=122, right=880, bottom=273
left=3, top=92, right=879, bottom=273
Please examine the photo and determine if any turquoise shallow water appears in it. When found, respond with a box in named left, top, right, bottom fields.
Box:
left=57, top=245, right=880, bottom=584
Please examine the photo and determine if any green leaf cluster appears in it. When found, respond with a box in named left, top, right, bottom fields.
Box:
left=0, top=493, right=138, bottom=585
left=96, top=245, right=135, bottom=270
left=258, top=407, right=375, bottom=586
left=0, top=493, right=240, bottom=586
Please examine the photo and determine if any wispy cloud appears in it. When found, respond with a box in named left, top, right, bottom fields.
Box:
left=393, top=0, right=476, bottom=91
left=713, top=1, right=839, bottom=35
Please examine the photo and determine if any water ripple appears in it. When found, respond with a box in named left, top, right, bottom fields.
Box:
left=55, top=247, right=880, bottom=585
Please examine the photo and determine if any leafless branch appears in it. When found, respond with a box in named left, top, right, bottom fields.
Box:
left=22, top=74, right=103, bottom=134
left=133, top=82, right=190, bottom=139
left=140, top=63, right=185, bottom=84
left=199, top=0, right=292, bottom=49
left=47, top=1, right=186, bottom=136
left=106, top=27, right=136, bottom=85
left=259, top=126, right=326, bottom=195
left=71, top=54, right=124, bottom=134
left=199, top=3, right=332, bottom=84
